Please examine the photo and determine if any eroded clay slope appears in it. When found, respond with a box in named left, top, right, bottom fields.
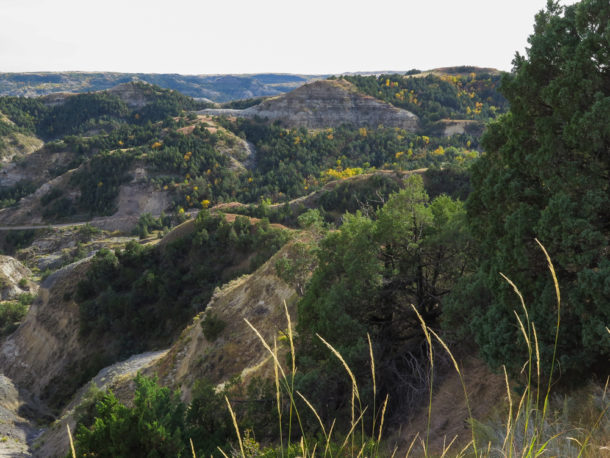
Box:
left=201, top=79, right=419, bottom=131
left=0, top=260, right=91, bottom=409
left=152, top=240, right=299, bottom=401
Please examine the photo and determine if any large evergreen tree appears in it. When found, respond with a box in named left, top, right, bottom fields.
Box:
left=297, top=176, right=472, bottom=420
left=446, top=0, right=609, bottom=379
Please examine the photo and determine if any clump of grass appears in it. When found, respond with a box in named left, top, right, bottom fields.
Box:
left=231, top=301, right=385, bottom=457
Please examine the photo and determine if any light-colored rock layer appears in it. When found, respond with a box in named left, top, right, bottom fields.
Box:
left=0, top=256, right=35, bottom=301
left=200, top=79, right=419, bottom=131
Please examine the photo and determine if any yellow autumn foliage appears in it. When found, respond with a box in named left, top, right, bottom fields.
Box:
left=321, top=167, right=364, bottom=180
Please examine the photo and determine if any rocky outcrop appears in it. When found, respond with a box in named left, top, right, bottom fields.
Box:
left=90, top=180, right=171, bottom=232
left=106, top=82, right=155, bottom=109
left=0, top=374, right=44, bottom=457
left=0, top=256, right=35, bottom=301
left=200, top=79, right=419, bottom=131
left=433, top=119, right=485, bottom=137
left=0, top=260, right=91, bottom=408
left=0, top=132, right=44, bottom=162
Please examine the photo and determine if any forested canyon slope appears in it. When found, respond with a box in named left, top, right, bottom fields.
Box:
left=0, top=7, right=608, bottom=454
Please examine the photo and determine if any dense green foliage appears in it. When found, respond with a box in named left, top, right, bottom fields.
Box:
left=70, top=150, right=135, bottom=216
left=2, top=78, right=487, bottom=217
left=74, top=375, right=220, bottom=457
left=73, top=374, right=279, bottom=457
left=223, top=169, right=472, bottom=228
left=0, top=180, right=38, bottom=208
left=0, top=229, right=39, bottom=255
left=220, top=117, right=480, bottom=201
left=0, top=110, right=36, bottom=152
left=296, top=176, right=473, bottom=422
left=52, top=120, right=239, bottom=216
left=37, top=92, right=130, bottom=138
left=57, top=113, right=481, bottom=217
left=74, top=375, right=186, bottom=457
left=76, top=211, right=290, bottom=358
left=0, top=83, right=202, bottom=141
left=226, top=173, right=404, bottom=227
left=444, top=0, right=610, bottom=379
left=0, top=97, right=47, bottom=132
left=423, top=165, right=472, bottom=200
left=0, top=293, right=34, bottom=336
left=342, top=71, right=508, bottom=127
left=134, top=212, right=171, bottom=238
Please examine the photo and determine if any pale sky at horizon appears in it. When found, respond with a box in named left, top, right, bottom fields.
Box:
left=1, top=0, right=579, bottom=75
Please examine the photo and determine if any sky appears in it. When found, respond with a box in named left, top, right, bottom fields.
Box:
left=0, top=0, right=579, bottom=75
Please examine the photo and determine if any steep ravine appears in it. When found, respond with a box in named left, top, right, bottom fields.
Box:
left=0, top=260, right=91, bottom=407
left=29, top=239, right=300, bottom=457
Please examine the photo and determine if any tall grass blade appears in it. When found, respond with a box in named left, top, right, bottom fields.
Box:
left=225, top=396, right=245, bottom=457
left=503, top=271, right=536, bottom=444
left=513, top=310, right=530, bottom=349
left=500, top=272, right=529, bottom=322
left=535, top=239, right=560, bottom=305
left=418, top=436, right=427, bottom=457
left=337, top=407, right=367, bottom=455
left=428, top=328, right=478, bottom=456
left=356, top=442, right=367, bottom=458
left=244, top=318, right=287, bottom=380
left=284, top=301, right=297, bottom=444
left=316, top=332, right=361, bottom=451
left=67, top=424, right=76, bottom=458
left=377, top=394, right=389, bottom=443
left=245, top=315, right=308, bottom=448
left=533, top=432, right=560, bottom=457
left=410, top=304, right=434, bottom=454
left=190, top=437, right=197, bottom=458
left=458, top=440, right=474, bottom=457
left=531, top=321, right=542, bottom=421
left=296, top=390, right=328, bottom=441
left=284, top=301, right=296, bottom=376
left=502, top=365, right=513, bottom=455
left=368, top=332, right=377, bottom=437
left=273, top=337, right=284, bottom=457
left=439, top=435, right=458, bottom=458
left=390, top=445, right=397, bottom=458
left=404, top=432, right=419, bottom=458
left=535, top=238, right=561, bottom=422
left=315, top=334, right=360, bottom=398
left=323, top=419, right=336, bottom=458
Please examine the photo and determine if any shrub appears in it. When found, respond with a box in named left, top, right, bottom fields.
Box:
left=200, top=313, right=227, bottom=341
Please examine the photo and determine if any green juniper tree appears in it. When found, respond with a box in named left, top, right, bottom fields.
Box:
left=297, top=175, right=472, bottom=422
left=445, top=0, right=609, bottom=379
